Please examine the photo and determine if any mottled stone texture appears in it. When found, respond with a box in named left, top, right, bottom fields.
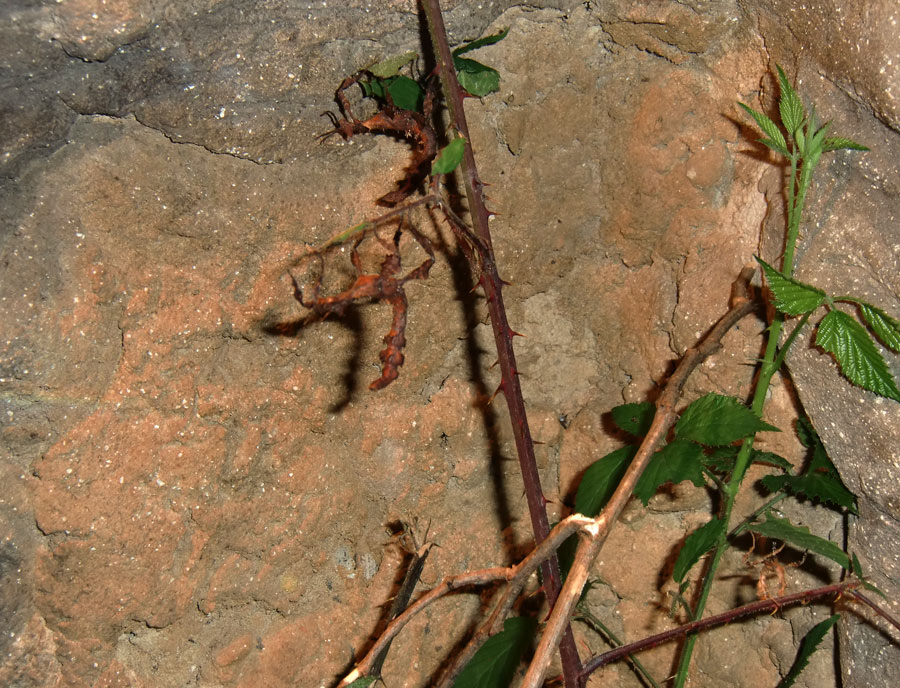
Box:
left=1, top=1, right=898, bottom=687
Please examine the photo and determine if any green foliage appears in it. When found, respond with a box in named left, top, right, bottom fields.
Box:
left=816, top=309, right=900, bottom=401
left=360, top=74, right=424, bottom=111
left=633, top=439, right=705, bottom=506
left=737, top=102, right=789, bottom=157
left=360, top=28, right=508, bottom=114
left=675, top=394, right=778, bottom=446
left=858, top=302, right=900, bottom=352
left=346, top=678, right=380, bottom=688
left=756, top=258, right=826, bottom=315
left=747, top=513, right=850, bottom=569
left=760, top=417, right=858, bottom=514
left=368, top=51, right=417, bottom=78
left=702, top=446, right=793, bottom=473
left=757, top=258, right=900, bottom=401
left=611, top=401, right=655, bottom=436
left=451, top=617, right=537, bottom=688
left=432, top=136, right=467, bottom=175
left=775, top=614, right=840, bottom=688
left=574, top=445, right=635, bottom=516
left=452, top=28, right=509, bottom=97
left=673, top=517, right=725, bottom=583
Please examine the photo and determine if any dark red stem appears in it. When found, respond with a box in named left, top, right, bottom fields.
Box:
left=420, top=1, right=583, bottom=685
left=579, top=581, right=860, bottom=679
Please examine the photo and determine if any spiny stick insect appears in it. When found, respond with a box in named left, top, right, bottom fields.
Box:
left=293, top=52, right=494, bottom=390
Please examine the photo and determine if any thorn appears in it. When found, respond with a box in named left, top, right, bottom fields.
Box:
left=487, top=383, right=505, bottom=405
left=508, top=329, right=525, bottom=338
left=498, top=277, right=513, bottom=287
left=488, top=359, right=499, bottom=369
left=486, top=209, right=502, bottom=217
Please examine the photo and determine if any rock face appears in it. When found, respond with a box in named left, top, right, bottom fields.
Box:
left=1, top=1, right=898, bottom=687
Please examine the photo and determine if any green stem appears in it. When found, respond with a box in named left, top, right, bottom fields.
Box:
left=673, top=146, right=820, bottom=687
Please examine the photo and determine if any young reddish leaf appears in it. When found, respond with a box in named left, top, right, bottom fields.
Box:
left=748, top=514, right=850, bottom=569
left=574, top=445, right=636, bottom=517
left=451, top=617, right=537, bottom=688
left=673, top=517, right=725, bottom=583
left=816, top=309, right=900, bottom=401
left=757, top=257, right=826, bottom=315
left=431, top=136, right=466, bottom=175
left=675, top=393, right=778, bottom=446
left=610, top=401, right=655, bottom=437
left=633, top=439, right=705, bottom=506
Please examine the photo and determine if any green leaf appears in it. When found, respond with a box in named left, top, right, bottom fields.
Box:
left=431, top=136, right=466, bottom=175
left=385, top=75, right=424, bottom=111
left=822, top=136, right=869, bottom=153
left=816, top=309, right=900, bottom=401
left=760, top=471, right=857, bottom=514
left=776, top=65, right=805, bottom=137
left=361, top=75, right=423, bottom=111
left=454, top=57, right=501, bottom=97
left=760, top=416, right=857, bottom=514
left=574, top=446, right=636, bottom=517
left=738, top=103, right=790, bottom=157
left=776, top=614, right=840, bottom=688
left=346, top=678, right=380, bottom=688
left=757, top=257, right=827, bottom=315
left=675, top=393, right=779, bottom=446
left=703, top=446, right=792, bottom=473
left=748, top=514, right=850, bottom=569
left=368, top=51, right=417, bottom=78
left=610, top=402, right=655, bottom=437
left=858, top=302, right=900, bottom=352
left=851, top=552, right=864, bottom=578
left=452, top=27, right=510, bottom=57
left=452, top=617, right=537, bottom=688
left=633, top=439, right=706, bottom=506
left=673, top=517, right=725, bottom=583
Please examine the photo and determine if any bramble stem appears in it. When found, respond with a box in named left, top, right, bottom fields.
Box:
left=584, top=581, right=860, bottom=678
left=420, top=1, right=584, bottom=684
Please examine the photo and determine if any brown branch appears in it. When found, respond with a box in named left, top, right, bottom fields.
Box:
left=520, top=267, right=760, bottom=688
left=420, top=1, right=584, bottom=684
left=336, top=515, right=594, bottom=687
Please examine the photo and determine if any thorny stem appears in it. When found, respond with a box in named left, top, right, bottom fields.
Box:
left=581, top=581, right=862, bottom=678
left=420, top=1, right=584, bottom=684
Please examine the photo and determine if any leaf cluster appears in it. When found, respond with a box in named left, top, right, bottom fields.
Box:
left=361, top=28, right=509, bottom=112
left=758, top=257, right=900, bottom=401
left=574, top=394, right=860, bottom=586
left=738, top=66, right=868, bottom=165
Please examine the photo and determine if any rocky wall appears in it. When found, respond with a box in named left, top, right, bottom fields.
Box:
left=1, top=1, right=898, bottom=686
